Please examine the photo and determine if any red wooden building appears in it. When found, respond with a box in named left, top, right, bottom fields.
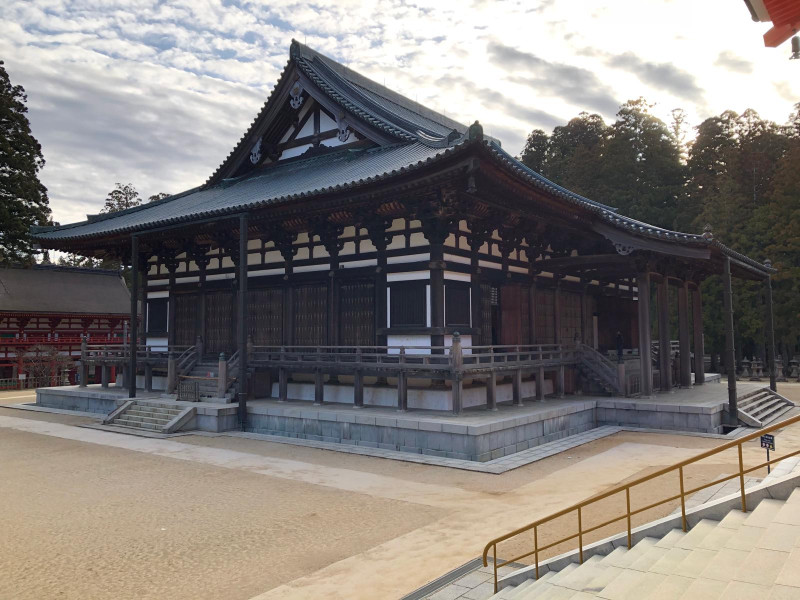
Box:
left=0, top=265, right=130, bottom=388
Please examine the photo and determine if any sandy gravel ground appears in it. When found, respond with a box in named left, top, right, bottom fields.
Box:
left=1, top=384, right=800, bottom=600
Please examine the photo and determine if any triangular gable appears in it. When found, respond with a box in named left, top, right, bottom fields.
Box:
left=205, top=40, right=467, bottom=187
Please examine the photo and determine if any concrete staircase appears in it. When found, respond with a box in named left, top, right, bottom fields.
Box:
left=105, top=399, right=194, bottom=433
left=738, top=387, right=795, bottom=428
left=489, top=492, right=800, bottom=599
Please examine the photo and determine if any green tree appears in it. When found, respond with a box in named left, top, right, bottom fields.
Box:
left=599, top=98, right=685, bottom=228
left=148, top=192, right=170, bottom=202
left=0, top=60, right=50, bottom=264
left=102, top=182, right=140, bottom=213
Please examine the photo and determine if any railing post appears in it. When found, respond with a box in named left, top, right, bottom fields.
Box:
left=217, top=352, right=227, bottom=399
left=167, top=351, right=177, bottom=394
left=397, top=347, right=407, bottom=412
left=144, top=360, right=153, bottom=393
left=534, top=525, right=539, bottom=580
left=79, top=336, right=88, bottom=388
left=537, top=366, right=545, bottom=402
left=557, top=364, right=565, bottom=398
left=626, top=487, right=632, bottom=548
left=578, top=506, right=583, bottom=563
left=196, top=335, right=204, bottom=360
left=486, top=370, right=497, bottom=411
left=617, top=361, right=626, bottom=396
left=101, top=364, right=110, bottom=388
left=314, top=348, right=324, bottom=406
left=451, top=332, right=463, bottom=414
left=679, top=466, right=687, bottom=531
left=738, top=443, right=747, bottom=512
left=247, top=334, right=254, bottom=362
left=278, top=347, right=287, bottom=402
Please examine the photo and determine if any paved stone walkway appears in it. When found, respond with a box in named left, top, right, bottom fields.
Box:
left=228, top=425, right=624, bottom=474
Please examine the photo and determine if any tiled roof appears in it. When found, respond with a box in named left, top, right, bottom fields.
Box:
left=0, top=265, right=130, bottom=315
left=33, top=142, right=455, bottom=241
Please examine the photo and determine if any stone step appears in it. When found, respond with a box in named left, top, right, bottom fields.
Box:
left=112, top=418, right=162, bottom=430
left=738, top=391, right=773, bottom=407
left=129, top=405, right=182, bottom=416
left=120, top=413, right=171, bottom=426
left=124, top=410, right=173, bottom=422
left=749, top=397, right=786, bottom=418
left=760, top=404, right=793, bottom=426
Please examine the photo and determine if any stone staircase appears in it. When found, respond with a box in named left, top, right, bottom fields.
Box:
left=738, top=387, right=795, bottom=428
left=105, top=399, right=194, bottom=433
left=180, top=360, right=235, bottom=401
left=490, top=491, right=800, bottom=599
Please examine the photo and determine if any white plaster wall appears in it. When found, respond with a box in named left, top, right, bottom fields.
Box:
left=387, top=334, right=431, bottom=353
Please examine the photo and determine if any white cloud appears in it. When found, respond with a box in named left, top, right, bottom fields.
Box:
left=1, top=0, right=798, bottom=226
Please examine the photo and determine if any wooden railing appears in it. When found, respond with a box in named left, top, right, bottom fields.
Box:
left=249, top=338, right=580, bottom=412
left=576, top=343, right=623, bottom=395
left=481, top=413, right=800, bottom=593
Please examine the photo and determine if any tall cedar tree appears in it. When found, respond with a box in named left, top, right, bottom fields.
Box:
left=0, top=61, right=50, bottom=263
left=519, top=101, right=800, bottom=362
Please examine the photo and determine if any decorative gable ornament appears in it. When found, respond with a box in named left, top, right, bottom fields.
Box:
left=250, top=138, right=262, bottom=165
left=289, top=81, right=304, bottom=110
left=336, top=112, right=351, bottom=143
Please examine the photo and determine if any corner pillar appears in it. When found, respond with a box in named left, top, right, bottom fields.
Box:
left=764, top=261, right=777, bottom=392
left=657, top=276, right=672, bottom=392
left=722, top=257, right=738, bottom=424
left=678, top=281, right=692, bottom=387
left=692, top=284, right=705, bottom=385
left=128, top=236, right=139, bottom=398
left=636, top=271, right=653, bottom=396
left=237, top=214, right=249, bottom=429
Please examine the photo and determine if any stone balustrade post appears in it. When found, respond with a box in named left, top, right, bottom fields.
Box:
left=451, top=333, right=464, bottom=414
left=217, top=352, right=227, bottom=398
left=195, top=335, right=204, bottom=360
left=79, top=336, right=89, bottom=388
left=166, top=351, right=177, bottom=394
left=617, top=362, right=626, bottom=396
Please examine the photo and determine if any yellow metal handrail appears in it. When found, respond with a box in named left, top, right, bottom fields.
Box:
left=482, top=412, right=800, bottom=593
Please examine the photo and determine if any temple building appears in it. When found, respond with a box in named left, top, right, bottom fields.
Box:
left=0, top=265, right=130, bottom=388
left=31, top=42, right=779, bottom=453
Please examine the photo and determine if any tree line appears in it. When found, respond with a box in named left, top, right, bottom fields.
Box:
left=519, top=98, right=800, bottom=365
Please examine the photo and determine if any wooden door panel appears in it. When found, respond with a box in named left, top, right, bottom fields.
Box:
left=205, top=290, right=236, bottom=355
left=293, top=284, right=327, bottom=346
left=248, top=287, right=283, bottom=346
left=500, top=284, right=522, bottom=346
left=174, top=293, right=198, bottom=347
left=339, top=280, right=375, bottom=346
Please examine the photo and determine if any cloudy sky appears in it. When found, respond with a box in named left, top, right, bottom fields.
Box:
left=2, top=0, right=798, bottom=226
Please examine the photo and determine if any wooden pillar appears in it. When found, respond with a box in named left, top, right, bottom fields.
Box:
left=281, top=250, right=294, bottom=346
left=557, top=365, right=565, bottom=397
left=528, top=274, right=537, bottom=344
left=534, top=366, right=543, bottom=401
left=353, top=369, right=364, bottom=408
left=691, top=284, right=705, bottom=385
left=580, top=282, right=587, bottom=345
left=764, top=260, right=777, bottom=392
left=513, top=367, right=523, bottom=406
left=486, top=371, right=497, bottom=410
left=722, top=257, right=737, bottom=424
left=471, top=251, right=482, bottom=344
left=237, top=214, right=249, bottom=429
left=553, top=280, right=562, bottom=344
left=637, top=271, right=653, bottom=396
left=430, top=240, right=445, bottom=351
left=657, top=276, right=672, bottom=392
left=678, top=281, right=692, bottom=387
left=128, top=235, right=139, bottom=398
left=376, top=246, right=388, bottom=347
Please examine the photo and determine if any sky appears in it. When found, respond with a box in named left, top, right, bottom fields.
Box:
left=2, top=0, right=798, bottom=226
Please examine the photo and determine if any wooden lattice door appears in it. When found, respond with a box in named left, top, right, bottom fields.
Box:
left=174, top=293, right=198, bottom=347
left=248, top=287, right=283, bottom=346
left=293, top=283, right=327, bottom=346
left=339, top=280, right=375, bottom=346
left=205, top=289, right=236, bottom=355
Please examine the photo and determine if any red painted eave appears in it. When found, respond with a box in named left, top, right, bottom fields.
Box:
left=762, top=0, right=800, bottom=47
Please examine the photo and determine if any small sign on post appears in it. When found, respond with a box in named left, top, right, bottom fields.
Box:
left=761, top=433, right=776, bottom=474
